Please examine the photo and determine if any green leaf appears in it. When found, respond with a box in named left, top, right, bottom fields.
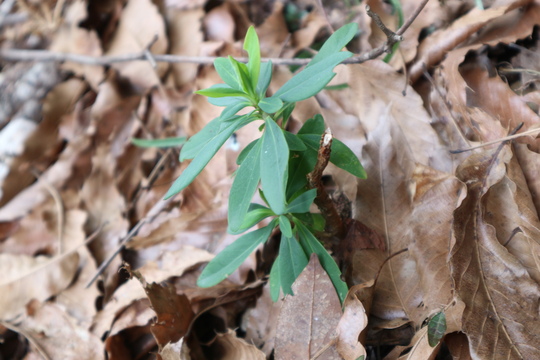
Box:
left=197, top=221, right=276, bottom=287
left=274, top=52, right=352, bottom=102
left=256, top=61, right=273, bottom=97
left=298, top=114, right=325, bottom=135
left=258, top=96, right=283, bottom=114
left=269, top=255, right=281, bottom=302
left=277, top=102, right=295, bottom=127
left=230, top=56, right=254, bottom=97
left=428, top=312, right=447, bottom=347
left=293, top=213, right=325, bottom=232
left=260, top=118, right=289, bottom=215
left=228, top=140, right=262, bottom=233
left=237, top=139, right=259, bottom=165
left=308, top=23, right=358, bottom=68
left=180, top=117, right=221, bottom=161
left=324, top=83, right=349, bottom=91
left=196, top=84, right=247, bottom=98
left=287, top=189, right=316, bottom=213
left=221, top=100, right=251, bottom=120
left=279, top=234, right=309, bottom=296
left=244, top=26, right=261, bottom=91
left=165, top=116, right=252, bottom=199
left=231, top=204, right=275, bottom=235
left=299, top=134, right=366, bottom=178
left=296, top=221, right=348, bottom=303
left=283, top=131, right=306, bottom=151
left=286, top=148, right=317, bottom=199
left=214, top=57, right=242, bottom=91
left=131, top=136, right=186, bottom=148
left=279, top=215, right=293, bottom=238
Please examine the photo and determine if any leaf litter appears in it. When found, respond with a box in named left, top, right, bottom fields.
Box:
left=1, top=0, right=540, bottom=359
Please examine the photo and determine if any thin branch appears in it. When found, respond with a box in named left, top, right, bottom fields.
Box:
left=0, top=1, right=430, bottom=67
left=450, top=123, right=536, bottom=154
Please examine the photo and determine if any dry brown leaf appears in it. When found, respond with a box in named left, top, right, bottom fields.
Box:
left=205, top=329, right=264, bottom=360
left=15, top=301, right=104, bottom=360
left=128, top=267, right=194, bottom=347
left=275, top=254, right=341, bottom=360
left=451, top=146, right=540, bottom=359
left=409, top=0, right=532, bottom=82
left=91, top=246, right=213, bottom=339
left=0, top=252, right=79, bottom=320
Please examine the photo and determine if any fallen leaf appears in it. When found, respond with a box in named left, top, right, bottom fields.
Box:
left=335, top=291, right=368, bottom=360
left=275, top=254, right=341, bottom=359
left=208, top=329, right=265, bottom=360
left=451, top=146, right=540, bottom=358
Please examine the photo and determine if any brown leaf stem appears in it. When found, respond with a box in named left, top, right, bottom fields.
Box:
left=307, top=128, right=345, bottom=238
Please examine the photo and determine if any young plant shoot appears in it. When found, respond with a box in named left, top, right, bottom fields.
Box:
left=164, top=24, right=366, bottom=304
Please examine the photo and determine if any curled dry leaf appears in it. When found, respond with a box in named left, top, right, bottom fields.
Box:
left=451, top=146, right=540, bottom=359
left=158, top=338, right=191, bottom=360
left=275, top=254, right=341, bottom=360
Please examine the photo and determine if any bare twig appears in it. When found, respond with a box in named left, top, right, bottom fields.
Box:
left=367, top=6, right=403, bottom=44
left=0, top=1, right=430, bottom=67
left=86, top=197, right=175, bottom=288
left=307, top=128, right=345, bottom=238
left=450, top=123, right=536, bottom=154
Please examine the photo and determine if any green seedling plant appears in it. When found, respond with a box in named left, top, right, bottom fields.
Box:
left=163, top=23, right=366, bottom=304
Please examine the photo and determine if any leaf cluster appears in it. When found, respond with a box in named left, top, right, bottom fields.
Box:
left=163, top=23, right=366, bottom=303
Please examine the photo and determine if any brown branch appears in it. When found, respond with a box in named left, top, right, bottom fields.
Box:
left=0, top=1, right=430, bottom=67
left=307, top=128, right=345, bottom=238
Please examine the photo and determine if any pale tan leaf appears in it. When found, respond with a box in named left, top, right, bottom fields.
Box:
left=335, top=292, right=367, bottom=360
left=0, top=253, right=79, bottom=320
left=17, top=301, right=104, bottom=360
left=159, top=338, right=191, bottom=360
left=210, top=329, right=265, bottom=360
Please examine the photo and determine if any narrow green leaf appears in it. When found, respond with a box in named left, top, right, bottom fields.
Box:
left=276, top=101, right=295, bottom=126
left=324, top=83, right=349, bottom=91
left=293, top=213, right=325, bottom=232
left=180, top=117, right=221, bottom=161
left=299, top=134, right=366, bottom=178
left=308, top=23, right=358, bottom=68
left=165, top=116, right=251, bottom=199
left=287, top=189, right=316, bottom=213
left=230, top=56, right=254, bottom=97
left=131, top=136, right=186, bottom=148
left=244, top=26, right=261, bottom=91
left=196, top=85, right=247, bottom=98
left=260, top=118, right=289, bottom=215
left=214, top=57, right=242, bottom=91
left=228, top=140, right=262, bottom=233
left=274, top=52, right=352, bottom=102
left=298, top=114, right=325, bottom=135
left=231, top=204, right=275, bottom=235
left=279, top=234, right=309, bottom=296
left=279, top=215, right=293, bottom=238
left=283, top=131, right=306, bottom=151
left=258, top=96, right=283, bottom=114
left=256, top=61, right=273, bottom=97
left=296, top=221, right=348, bottom=303
left=221, top=100, right=251, bottom=120
left=428, top=312, right=447, bottom=347
left=270, top=255, right=281, bottom=302
left=198, top=222, right=276, bottom=287
left=237, top=139, right=259, bottom=165
left=208, top=90, right=245, bottom=107
left=286, top=148, right=317, bottom=199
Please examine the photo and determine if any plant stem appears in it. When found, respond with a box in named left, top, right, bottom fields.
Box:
left=307, top=128, right=345, bottom=238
